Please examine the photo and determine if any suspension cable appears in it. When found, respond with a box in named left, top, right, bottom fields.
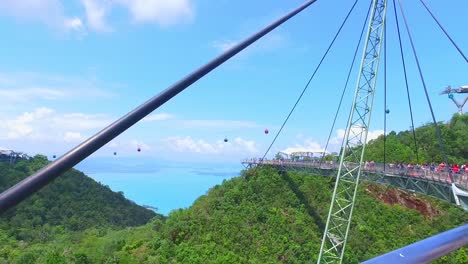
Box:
left=396, top=0, right=452, bottom=182
left=319, top=0, right=372, bottom=167
left=383, top=11, right=387, bottom=171
left=393, top=1, right=419, bottom=164
left=0, top=0, right=320, bottom=213
left=418, top=0, right=467, bottom=63
left=259, top=0, right=360, bottom=163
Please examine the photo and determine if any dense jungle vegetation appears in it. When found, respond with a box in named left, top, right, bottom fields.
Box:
left=362, top=113, right=468, bottom=164
left=0, top=157, right=466, bottom=263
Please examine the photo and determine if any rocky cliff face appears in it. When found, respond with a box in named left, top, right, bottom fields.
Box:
left=365, top=184, right=440, bottom=218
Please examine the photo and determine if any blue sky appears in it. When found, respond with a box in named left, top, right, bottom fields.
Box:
left=0, top=0, right=466, bottom=163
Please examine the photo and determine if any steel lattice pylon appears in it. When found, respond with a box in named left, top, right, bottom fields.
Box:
left=317, top=0, right=388, bottom=263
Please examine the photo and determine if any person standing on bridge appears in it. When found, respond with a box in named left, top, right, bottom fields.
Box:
left=438, top=163, right=446, bottom=172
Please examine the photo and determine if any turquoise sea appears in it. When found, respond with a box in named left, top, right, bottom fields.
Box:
left=76, top=157, right=243, bottom=215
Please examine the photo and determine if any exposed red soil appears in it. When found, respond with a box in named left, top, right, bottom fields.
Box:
left=365, top=185, right=440, bottom=218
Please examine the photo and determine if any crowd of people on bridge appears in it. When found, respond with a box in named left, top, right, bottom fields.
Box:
left=245, top=157, right=468, bottom=186
left=373, top=162, right=468, bottom=175
left=248, top=157, right=467, bottom=174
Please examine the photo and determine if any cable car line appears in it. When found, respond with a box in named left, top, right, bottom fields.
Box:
left=417, top=0, right=467, bottom=63
left=383, top=14, right=387, bottom=170
left=320, top=0, right=372, bottom=167
left=259, top=0, right=360, bottom=164
left=393, top=0, right=419, bottom=163
left=396, top=0, right=451, bottom=181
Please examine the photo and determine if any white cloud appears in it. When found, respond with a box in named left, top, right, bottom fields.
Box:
left=0, top=0, right=84, bottom=32
left=0, top=107, right=111, bottom=140
left=0, top=71, right=115, bottom=104
left=164, top=136, right=258, bottom=154
left=0, top=75, right=15, bottom=86
left=142, top=113, right=174, bottom=122
left=129, top=139, right=151, bottom=151
left=166, top=136, right=215, bottom=153
left=330, top=129, right=346, bottom=145
left=81, top=0, right=111, bottom=32
left=234, top=137, right=258, bottom=153
left=331, top=127, right=384, bottom=145
left=0, top=0, right=63, bottom=22
left=281, top=139, right=325, bottom=155
left=3, top=107, right=53, bottom=139
left=0, top=87, right=67, bottom=102
left=64, top=17, right=84, bottom=31
left=80, top=0, right=194, bottom=32
left=64, top=131, right=83, bottom=142
left=59, top=113, right=110, bottom=130
left=367, top=130, right=385, bottom=142
left=117, top=0, right=193, bottom=26
left=0, top=0, right=194, bottom=33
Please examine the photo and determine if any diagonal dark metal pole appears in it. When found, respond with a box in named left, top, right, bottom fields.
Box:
left=0, top=0, right=319, bottom=214
left=363, top=224, right=468, bottom=264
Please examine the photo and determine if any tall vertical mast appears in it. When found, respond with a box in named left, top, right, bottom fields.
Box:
left=317, top=0, right=388, bottom=263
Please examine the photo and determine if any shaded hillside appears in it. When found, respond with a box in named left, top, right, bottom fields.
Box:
left=363, top=113, right=468, bottom=164
left=0, top=155, right=159, bottom=239
left=4, top=166, right=466, bottom=263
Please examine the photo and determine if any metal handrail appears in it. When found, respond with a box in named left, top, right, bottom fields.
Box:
left=242, top=159, right=468, bottom=188
left=0, top=0, right=318, bottom=214
left=362, top=224, right=468, bottom=263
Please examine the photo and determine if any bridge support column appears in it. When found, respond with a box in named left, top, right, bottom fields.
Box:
left=318, top=0, right=388, bottom=263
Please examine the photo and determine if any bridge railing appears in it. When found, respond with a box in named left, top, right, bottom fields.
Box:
left=362, top=224, right=468, bottom=264
left=242, top=159, right=468, bottom=189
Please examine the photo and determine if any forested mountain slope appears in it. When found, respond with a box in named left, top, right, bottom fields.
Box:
left=0, top=155, right=158, bottom=241
left=363, top=113, right=468, bottom=164
left=2, top=166, right=465, bottom=263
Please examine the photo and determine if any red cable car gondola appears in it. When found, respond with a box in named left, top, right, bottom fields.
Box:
left=264, top=129, right=269, bottom=135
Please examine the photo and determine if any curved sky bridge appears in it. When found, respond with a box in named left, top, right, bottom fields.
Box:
left=242, top=159, right=468, bottom=210
left=1, top=0, right=466, bottom=262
